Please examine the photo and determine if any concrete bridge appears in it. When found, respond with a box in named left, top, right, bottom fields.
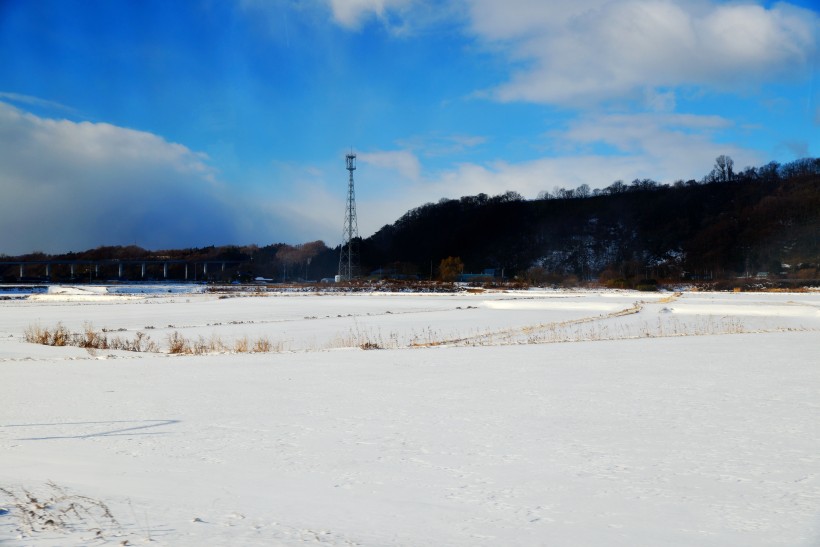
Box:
left=0, top=259, right=251, bottom=282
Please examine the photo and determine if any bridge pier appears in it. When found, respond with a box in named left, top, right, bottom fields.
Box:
left=0, top=259, right=246, bottom=283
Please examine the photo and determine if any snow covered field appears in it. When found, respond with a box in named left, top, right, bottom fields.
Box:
left=1, top=286, right=819, bottom=545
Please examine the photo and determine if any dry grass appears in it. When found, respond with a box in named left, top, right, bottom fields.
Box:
left=24, top=323, right=71, bottom=346
left=0, top=481, right=123, bottom=541
left=323, top=325, right=401, bottom=351
left=25, top=323, right=282, bottom=355
left=402, top=294, right=768, bottom=349
left=166, top=330, right=189, bottom=354
left=166, top=332, right=280, bottom=355
left=253, top=337, right=274, bottom=352
left=24, top=322, right=159, bottom=352
left=25, top=287, right=800, bottom=356
left=22, top=313, right=761, bottom=356
left=234, top=336, right=249, bottom=353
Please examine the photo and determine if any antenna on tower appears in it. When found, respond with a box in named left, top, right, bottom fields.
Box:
left=337, top=152, right=359, bottom=281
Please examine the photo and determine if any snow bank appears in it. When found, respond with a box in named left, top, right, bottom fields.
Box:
left=24, top=285, right=143, bottom=303
left=46, top=285, right=109, bottom=295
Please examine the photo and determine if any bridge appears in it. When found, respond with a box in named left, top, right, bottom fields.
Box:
left=0, top=259, right=252, bottom=282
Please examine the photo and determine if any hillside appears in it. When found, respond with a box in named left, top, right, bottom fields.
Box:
left=361, top=157, right=820, bottom=285
left=2, top=157, right=818, bottom=286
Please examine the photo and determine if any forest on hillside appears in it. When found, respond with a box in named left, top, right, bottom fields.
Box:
left=361, top=156, right=819, bottom=286
left=2, top=157, right=818, bottom=287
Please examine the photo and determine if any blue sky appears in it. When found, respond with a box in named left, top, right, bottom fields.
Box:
left=0, top=0, right=817, bottom=254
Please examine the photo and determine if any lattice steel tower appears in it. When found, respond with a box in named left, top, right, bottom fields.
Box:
left=338, top=152, right=359, bottom=280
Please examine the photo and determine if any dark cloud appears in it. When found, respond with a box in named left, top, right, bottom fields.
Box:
left=0, top=102, right=282, bottom=254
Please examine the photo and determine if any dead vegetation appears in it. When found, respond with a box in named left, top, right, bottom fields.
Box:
left=0, top=482, right=124, bottom=542
left=166, top=332, right=279, bottom=355
left=23, top=289, right=808, bottom=356
left=24, top=322, right=280, bottom=355
left=24, top=322, right=158, bottom=352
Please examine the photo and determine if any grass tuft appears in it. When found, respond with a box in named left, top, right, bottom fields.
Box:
left=0, top=481, right=122, bottom=540
left=167, top=331, right=190, bottom=354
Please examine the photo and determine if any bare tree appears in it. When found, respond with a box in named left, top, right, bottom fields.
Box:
left=605, top=180, right=627, bottom=194
left=714, top=155, right=734, bottom=182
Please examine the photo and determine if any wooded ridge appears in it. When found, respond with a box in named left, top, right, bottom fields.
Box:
left=3, top=157, right=818, bottom=287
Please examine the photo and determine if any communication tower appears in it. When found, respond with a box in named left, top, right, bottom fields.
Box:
left=338, top=152, right=359, bottom=280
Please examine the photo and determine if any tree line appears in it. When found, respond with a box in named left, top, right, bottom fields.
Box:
left=2, top=156, right=818, bottom=286
left=359, top=156, right=819, bottom=285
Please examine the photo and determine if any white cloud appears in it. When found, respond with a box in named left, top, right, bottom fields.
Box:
left=326, top=0, right=425, bottom=31
left=561, top=112, right=759, bottom=178
left=0, top=92, right=76, bottom=114
left=466, top=0, right=605, bottom=41
left=0, top=102, right=309, bottom=254
left=323, top=0, right=459, bottom=33
left=554, top=112, right=734, bottom=155
left=251, top=160, right=345, bottom=243
left=358, top=149, right=422, bottom=180
left=328, top=0, right=389, bottom=28
left=397, top=133, right=488, bottom=157
left=465, top=0, right=818, bottom=106
left=346, top=112, right=762, bottom=237
left=351, top=155, right=643, bottom=238
left=643, top=88, right=676, bottom=112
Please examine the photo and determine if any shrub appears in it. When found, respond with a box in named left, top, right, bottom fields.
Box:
left=605, top=277, right=630, bottom=289
left=167, top=331, right=189, bottom=354
left=635, top=279, right=658, bottom=291
left=234, top=336, right=249, bottom=353
left=253, top=337, right=272, bottom=352
left=438, top=256, right=464, bottom=282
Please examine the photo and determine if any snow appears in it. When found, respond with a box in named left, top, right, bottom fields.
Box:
left=1, top=287, right=819, bottom=545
